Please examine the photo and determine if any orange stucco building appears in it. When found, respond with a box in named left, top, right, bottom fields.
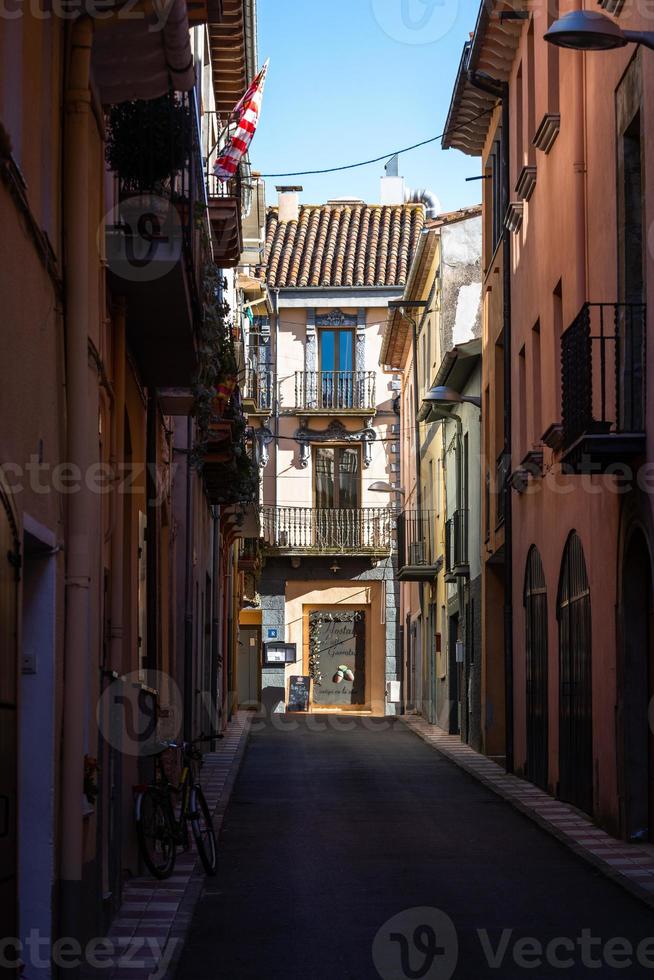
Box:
left=0, top=0, right=262, bottom=955
left=446, top=0, right=654, bottom=838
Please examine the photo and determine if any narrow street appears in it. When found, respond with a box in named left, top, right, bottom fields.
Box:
left=176, top=719, right=654, bottom=980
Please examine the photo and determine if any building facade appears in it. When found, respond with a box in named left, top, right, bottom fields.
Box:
left=0, top=0, right=263, bottom=959
left=445, top=0, right=654, bottom=837
left=254, top=184, right=425, bottom=715
left=381, top=209, right=482, bottom=743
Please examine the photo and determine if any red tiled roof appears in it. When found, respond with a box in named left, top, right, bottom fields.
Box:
left=264, top=203, right=425, bottom=289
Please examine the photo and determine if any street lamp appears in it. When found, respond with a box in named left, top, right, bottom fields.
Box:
left=544, top=9, right=654, bottom=51
left=422, top=385, right=481, bottom=410
left=369, top=481, right=405, bottom=495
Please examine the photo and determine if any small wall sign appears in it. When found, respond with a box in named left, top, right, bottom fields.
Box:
left=267, top=628, right=279, bottom=639
left=263, top=642, right=297, bottom=666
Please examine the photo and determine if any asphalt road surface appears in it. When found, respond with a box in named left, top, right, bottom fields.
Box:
left=175, top=716, right=654, bottom=979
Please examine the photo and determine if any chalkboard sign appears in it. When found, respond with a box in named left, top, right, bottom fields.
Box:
left=287, top=675, right=311, bottom=712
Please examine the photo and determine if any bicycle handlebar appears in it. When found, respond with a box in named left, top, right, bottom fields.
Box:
left=157, top=732, right=222, bottom=752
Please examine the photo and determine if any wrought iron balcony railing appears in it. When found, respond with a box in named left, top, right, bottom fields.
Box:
left=397, top=511, right=441, bottom=581
left=243, top=368, right=274, bottom=414
left=205, top=168, right=243, bottom=268
left=294, top=371, right=376, bottom=412
left=561, top=303, right=646, bottom=469
left=445, top=509, right=469, bottom=579
left=262, top=506, right=392, bottom=555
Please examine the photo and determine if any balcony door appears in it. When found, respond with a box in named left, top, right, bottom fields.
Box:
left=314, top=446, right=360, bottom=510
left=313, top=446, right=361, bottom=549
left=319, top=329, right=354, bottom=408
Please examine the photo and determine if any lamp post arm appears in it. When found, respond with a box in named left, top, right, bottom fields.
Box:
left=623, top=30, right=654, bottom=50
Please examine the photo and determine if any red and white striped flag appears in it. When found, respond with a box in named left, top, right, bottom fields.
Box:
left=213, top=59, right=269, bottom=181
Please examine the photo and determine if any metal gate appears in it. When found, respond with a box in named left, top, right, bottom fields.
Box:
left=524, top=547, right=548, bottom=790
left=558, top=532, right=593, bottom=813
left=0, top=488, right=19, bottom=937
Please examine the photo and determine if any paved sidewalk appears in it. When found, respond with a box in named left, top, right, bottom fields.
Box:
left=101, top=712, right=251, bottom=980
left=403, top=714, right=654, bottom=909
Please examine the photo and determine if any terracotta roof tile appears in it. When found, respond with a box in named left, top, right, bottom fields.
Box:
left=265, top=203, right=425, bottom=289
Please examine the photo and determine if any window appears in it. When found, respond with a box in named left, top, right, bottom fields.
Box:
left=515, top=62, right=524, bottom=177
left=526, top=22, right=536, bottom=163
left=313, top=446, right=360, bottom=509
left=487, top=136, right=504, bottom=258
left=318, top=328, right=355, bottom=408
left=531, top=320, right=542, bottom=443
left=547, top=0, right=560, bottom=114
left=518, top=345, right=527, bottom=459
left=319, top=329, right=354, bottom=372
left=553, top=281, right=563, bottom=414
left=622, top=111, right=644, bottom=305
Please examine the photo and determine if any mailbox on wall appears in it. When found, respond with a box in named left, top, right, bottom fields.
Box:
left=263, top=642, right=297, bottom=666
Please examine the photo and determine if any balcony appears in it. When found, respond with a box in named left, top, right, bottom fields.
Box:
left=242, top=368, right=274, bottom=415
left=206, top=170, right=243, bottom=269
left=397, top=511, right=442, bottom=581
left=561, top=303, right=646, bottom=473
left=105, top=91, right=207, bottom=387
left=294, top=371, right=376, bottom=414
left=262, top=507, right=392, bottom=556
left=445, top=509, right=469, bottom=581
left=202, top=414, right=260, bottom=507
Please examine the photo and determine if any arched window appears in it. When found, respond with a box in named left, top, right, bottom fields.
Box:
left=524, top=547, right=548, bottom=790
left=557, top=532, right=593, bottom=814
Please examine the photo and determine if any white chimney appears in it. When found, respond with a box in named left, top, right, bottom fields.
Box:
left=276, top=185, right=303, bottom=222
left=380, top=155, right=405, bottom=206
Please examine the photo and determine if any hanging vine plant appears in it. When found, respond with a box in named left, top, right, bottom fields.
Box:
left=192, top=263, right=238, bottom=462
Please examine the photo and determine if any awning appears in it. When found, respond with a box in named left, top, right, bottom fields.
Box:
left=92, top=0, right=195, bottom=105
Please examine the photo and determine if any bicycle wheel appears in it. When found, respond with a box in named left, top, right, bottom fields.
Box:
left=189, top=786, right=217, bottom=875
left=135, top=788, right=176, bottom=879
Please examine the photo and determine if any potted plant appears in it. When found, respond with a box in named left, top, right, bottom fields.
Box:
left=105, top=93, right=191, bottom=214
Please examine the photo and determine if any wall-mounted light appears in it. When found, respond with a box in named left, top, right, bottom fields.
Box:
left=544, top=9, right=654, bottom=51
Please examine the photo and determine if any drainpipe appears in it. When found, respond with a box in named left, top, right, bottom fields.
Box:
left=183, top=416, right=194, bottom=742
left=469, top=71, right=513, bottom=773
left=146, top=394, right=159, bottom=674
left=60, top=16, right=93, bottom=948
left=109, top=299, right=126, bottom=675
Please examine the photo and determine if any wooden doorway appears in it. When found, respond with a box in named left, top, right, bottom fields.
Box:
left=620, top=527, right=654, bottom=840
left=558, top=532, right=593, bottom=814
left=524, top=546, right=549, bottom=790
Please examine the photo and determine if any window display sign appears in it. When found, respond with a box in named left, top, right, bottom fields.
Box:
left=309, top=610, right=365, bottom=706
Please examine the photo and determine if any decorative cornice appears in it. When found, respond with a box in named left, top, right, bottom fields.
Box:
left=294, top=419, right=377, bottom=468
left=504, top=202, right=524, bottom=234
left=533, top=113, right=561, bottom=154
left=315, top=310, right=357, bottom=327
left=515, top=165, right=537, bottom=202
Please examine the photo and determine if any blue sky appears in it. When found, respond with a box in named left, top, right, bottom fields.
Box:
left=251, top=0, right=483, bottom=212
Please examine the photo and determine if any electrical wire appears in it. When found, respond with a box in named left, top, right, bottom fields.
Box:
left=259, top=105, right=497, bottom=179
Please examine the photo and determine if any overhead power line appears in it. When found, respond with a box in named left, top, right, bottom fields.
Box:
left=259, top=105, right=497, bottom=179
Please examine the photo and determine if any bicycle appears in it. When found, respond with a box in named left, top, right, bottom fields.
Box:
left=134, top=736, right=218, bottom=879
